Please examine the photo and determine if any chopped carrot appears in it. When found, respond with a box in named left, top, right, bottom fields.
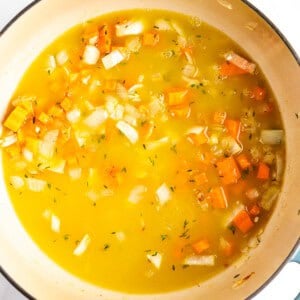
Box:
left=194, top=172, right=208, bottom=185
left=224, top=51, right=256, bottom=74
left=219, top=62, right=248, bottom=77
left=98, top=24, right=112, bottom=54
left=257, top=162, right=270, bottom=180
left=4, top=106, right=29, bottom=132
left=169, top=104, right=191, bottom=119
left=219, top=237, right=234, bottom=256
left=207, top=186, right=228, bottom=209
left=60, top=97, right=72, bottom=111
left=251, top=86, right=266, bottom=101
left=217, top=156, right=241, bottom=185
left=143, top=31, right=159, bottom=46
left=82, top=24, right=99, bottom=43
left=167, top=88, right=188, bottom=106
left=192, top=239, right=210, bottom=254
left=173, top=241, right=187, bottom=260
left=236, top=154, right=251, bottom=170
left=225, top=119, right=241, bottom=140
left=248, top=203, right=261, bottom=216
left=187, top=132, right=208, bottom=146
left=233, top=210, right=254, bottom=234
left=197, top=151, right=216, bottom=166
left=140, top=120, right=154, bottom=140
left=213, top=111, right=227, bottom=124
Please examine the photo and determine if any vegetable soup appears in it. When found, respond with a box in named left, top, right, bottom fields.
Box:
left=0, top=10, right=285, bottom=293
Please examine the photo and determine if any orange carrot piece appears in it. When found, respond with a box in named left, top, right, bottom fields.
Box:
left=219, top=237, right=234, bottom=256
left=98, top=24, right=112, bottom=54
left=82, top=24, right=99, bottom=43
left=225, top=52, right=256, bottom=74
left=192, top=239, right=210, bottom=254
left=213, top=111, right=227, bottom=124
left=257, top=162, right=270, bottom=180
left=207, top=186, right=228, bottom=209
left=217, top=156, right=241, bottom=185
left=248, top=203, right=261, bottom=216
left=140, top=120, right=154, bottom=140
left=194, top=172, right=208, bottom=185
left=143, top=31, right=159, bottom=46
left=167, top=88, right=188, bottom=106
left=236, top=154, right=251, bottom=170
left=169, top=104, right=191, bottom=119
left=233, top=210, right=254, bottom=233
left=187, top=132, right=208, bottom=146
left=220, top=62, right=248, bottom=77
left=251, top=86, right=266, bottom=101
left=225, top=119, right=241, bottom=140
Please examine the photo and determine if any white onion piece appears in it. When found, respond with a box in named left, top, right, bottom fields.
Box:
left=51, top=214, right=61, bottom=233
left=183, top=255, right=215, bottom=266
left=83, top=45, right=100, bottom=65
left=221, top=136, right=242, bottom=156
left=39, top=130, right=59, bottom=158
left=10, top=176, right=24, bottom=189
left=66, top=108, right=81, bottom=123
left=128, top=185, right=147, bottom=204
left=115, top=232, right=126, bottom=242
left=48, top=159, right=66, bottom=174
left=0, top=134, right=17, bottom=147
left=116, top=121, right=139, bottom=144
left=245, top=188, right=259, bottom=200
left=73, top=234, right=91, bottom=256
left=68, top=168, right=82, bottom=180
left=102, top=50, right=125, bottom=69
left=116, top=21, right=144, bottom=36
left=145, top=137, right=169, bottom=150
left=56, top=50, right=69, bottom=65
left=26, top=178, right=46, bottom=192
left=275, top=153, right=284, bottom=182
left=260, top=130, right=284, bottom=145
left=126, top=36, right=142, bottom=53
left=156, top=183, right=171, bottom=205
left=186, top=126, right=206, bottom=135
left=84, top=107, right=108, bottom=128
left=146, top=252, right=162, bottom=269
left=154, top=19, right=173, bottom=31
left=46, top=55, right=56, bottom=73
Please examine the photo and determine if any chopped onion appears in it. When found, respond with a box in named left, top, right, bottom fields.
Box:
left=223, top=204, right=245, bottom=227
left=221, top=136, right=242, bottom=156
left=154, top=19, right=173, bottom=31
left=275, top=153, right=284, bottom=182
left=124, top=104, right=140, bottom=118
left=10, top=176, right=24, bottom=189
left=56, top=50, right=69, bottom=65
left=86, top=190, right=100, bottom=201
left=126, top=36, right=142, bottom=53
left=73, top=234, right=91, bottom=256
left=116, top=20, right=144, bottom=36
left=171, top=21, right=185, bottom=36
left=51, top=214, right=61, bottom=233
left=43, top=209, right=52, bottom=220
left=84, top=107, right=108, bottom=128
left=74, top=130, right=89, bottom=147
left=48, top=159, right=66, bottom=174
left=156, top=183, right=171, bottom=205
left=145, top=137, right=169, bottom=150
left=46, top=55, right=56, bottom=73
left=66, top=108, right=81, bottom=123
left=68, top=167, right=82, bottom=180
left=186, top=126, right=206, bottom=135
left=83, top=45, right=100, bottom=65
left=116, top=120, right=139, bottom=144
left=128, top=185, right=147, bottom=204
left=183, top=255, right=215, bottom=266
left=0, top=134, right=17, bottom=147
left=128, top=84, right=143, bottom=102
left=26, top=178, right=46, bottom=192
left=245, top=188, right=259, bottom=200
left=123, top=114, right=137, bottom=127
left=102, top=50, right=125, bottom=70
left=260, top=130, right=284, bottom=145
left=89, top=35, right=99, bottom=45
left=260, top=186, right=279, bottom=210
left=100, top=189, right=114, bottom=197
left=116, top=83, right=128, bottom=100
left=146, top=252, right=162, bottom=269
left=182, top=64, right=198, bottom=78
left=224, top=51, right=256, bottom=74
left=39, top=130, right=59, bottom=158
left=115, top=231, right=126, bottom=241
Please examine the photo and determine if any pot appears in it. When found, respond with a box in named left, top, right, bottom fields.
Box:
left=0, top=0, right=299, bottom=299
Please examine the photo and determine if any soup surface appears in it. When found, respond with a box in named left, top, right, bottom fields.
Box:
left=0, top=10, right=285, bottom=293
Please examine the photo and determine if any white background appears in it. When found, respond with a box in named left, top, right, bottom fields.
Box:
left=0, top=1, right=299, bottom=299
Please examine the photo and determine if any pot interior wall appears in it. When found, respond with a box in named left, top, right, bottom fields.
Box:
left=0, top=0, right=299, bottom=299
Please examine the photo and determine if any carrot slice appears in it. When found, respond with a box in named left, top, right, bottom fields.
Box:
left=257, top=162, right=270, bottom=180
left=167, top=88, right=188, bottom=106
left=248, top=203, right=261, bottom=216
left=220, top=62, right=248, bottom=77
left=225, top=119, right=241, bottom=140
left=169, top=104, right=191, bottom=119
left=194, top=172, right=208, bottom=185
left=98, top=24, right=112, bottom=54
left=251, top=86, right=266, bottom=101
left=143, top=31, right=159, bottom=46
left=192, top=239, right=210, bottom=254
left=224, top=52, right=256, bottom=74
left=207, top=186, right=228, bottom=209
left=236, top=154, right=251, bottom=170
left=4, top=106, right=29, bottom=132
left=213, top=111, right=227, bottom=124
left=233, top=210, right=254, bottom=233
left=217, top=156, right=241, bottom=185
left=187, top=132, right=208, bottom=146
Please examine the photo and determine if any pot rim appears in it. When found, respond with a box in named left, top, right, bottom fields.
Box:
left=0, top=1, right=298, bottom=299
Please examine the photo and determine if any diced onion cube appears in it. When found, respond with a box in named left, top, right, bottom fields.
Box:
left=73, top=234, right=91, bottom=256
left=0, top=134, right=17, bottom=148
left=183, top=255, right=215, bottom=266
left=66, top=108, right=81, bottom=123
left=83, top=45, right=100, bottom=65
left=128, top=185, right=147, bottom=204
left=116, top=120, right=139, bottom=144
left=68, top=168, right=82, bottom=180
left=39, top=130, right=59, bottom=158
left=84, top=107, right=108, bottom=128
left=260, top=130, right=284, bottom=145
left=102, top=50, right=125, bottom=70
left=48, top=159, right=66, bottom=174
left=146, top=252, right=162, bottom=269
left=26, top=178, right=46, bottom=192
left=156, top=183, right=171, bottom=205
left=115, top=232, right=126, bottom=241
left=51, top=214, right=61, bottom=233
left=56, top=50, right=69, bottom=65
left=10, top=176, right=24, bottom=189
left=154, top=19, right=173, bottom=31
left=116, top=21, right=144, bottom=37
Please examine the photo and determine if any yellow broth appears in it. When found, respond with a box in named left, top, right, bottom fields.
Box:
left=1, top=10, right=285, bottom=293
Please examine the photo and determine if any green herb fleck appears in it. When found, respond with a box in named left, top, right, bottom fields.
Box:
left=182, top=264, right=189, bottom=269
left=148, top=157, right=155, bottom=166
left=103, top=244, right=110, bottom=251
left=172, top=264, right=176, bottom=271
left=160, top=234, right=168, bottom=241
left=170, top=144, right=177, bottom=153
left=183, top=219, right=189, bottom=229
left=170, top=186, right=176, bottom=192
left=121, top=167, right=127, bottom=173
left=228, top=224, right=236, bottom=235
left=63, top=234, right=70, bottom=241
left=151, top=252, right=158, bottom=256
left=47, top=183, right=52, bottom=189
left=143, top=144, right=147, bottom=150
left=295, top=112, right=299, bottom=119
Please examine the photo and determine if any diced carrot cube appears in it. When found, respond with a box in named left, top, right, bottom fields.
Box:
left=233, top=210, right=254, bottom=233
left=98, top=24, right=112, bottom=54
left=224, top=52, right=256, bottom=74
left=82, top=24, right=99, bottom=43
left=257, top=162, right=270, bottom=180
left=213, top=111, right=227, bottom=124
left=60, top=98, right=72, bottom=111
left=4, top=106, right=28, bottom=132
left=143, top=31, right=159, bottom=46
left=248, top=203, right=261, bottom=216
left=251, top=86, right=266, bottom=101
left=167, top=88, right=188, bottom=106
left=38, top=112, right=51, bottom=124
left=220, top=62, right=248, bottom=77
left=236, top=154, right=251, bottom=170
left=217, top=156, right=241, bottom=185
left=225, top=119, right=241, bottom=140
left=207, top=186, right=228, bottom=209
left=187, top=132, right=208, bottom=146
left=194, top=172, right=208, bottom=185
left=169, top=104, right=191, bottom=119
left=192, top=239, right=210, bottom=254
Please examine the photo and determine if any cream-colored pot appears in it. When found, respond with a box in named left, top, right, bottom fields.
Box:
left=0, top=0, right=299, bottom=299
